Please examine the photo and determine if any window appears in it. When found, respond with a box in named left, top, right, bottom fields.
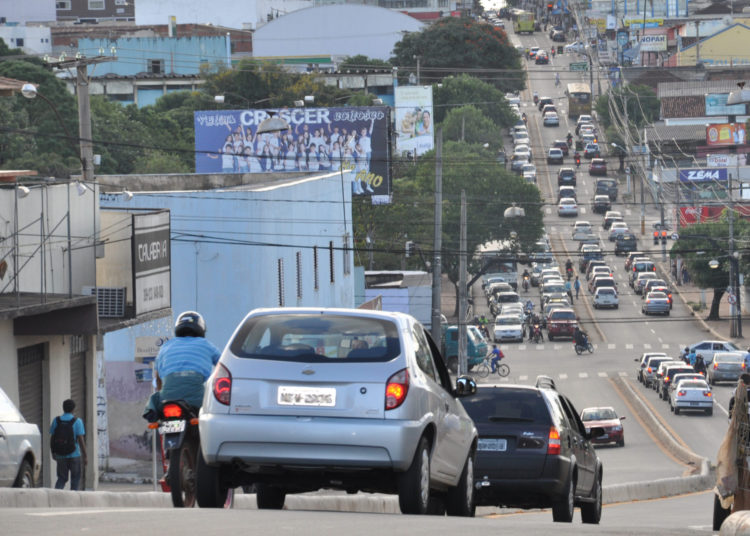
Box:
left=412, top=328, right=437, bottom=383
left=56, top=0, right=71, bottom=9
left=148, top=59, right=164, bottom=74
left=277, top=259, right=284, bottom=307
left=15, top=38, right=24, bottom=47
left=313, top=246, right=319, bottom=290
left=89, top=0, right=105, bottom=9
left=115, top=0, right=127, bottom=4
left=328, top=241, right=335, bottom=283
left=296, top=251, right=302, bottom=299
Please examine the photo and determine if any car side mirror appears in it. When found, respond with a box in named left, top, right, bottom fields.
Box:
left=455, top=375, right=477, bottom=397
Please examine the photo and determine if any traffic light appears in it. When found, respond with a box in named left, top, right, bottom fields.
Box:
left=661, top=230, right=668, bottom=244
left=653, top=231, right=659, bottom=245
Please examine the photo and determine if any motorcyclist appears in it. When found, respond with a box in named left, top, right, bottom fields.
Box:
left=525, top=299, right=534, bottom=313
left=522, top=268, right=530, bottom=279
left=694, top=355, right=707, bottom=375
left=574, top=326, right=588, bottom=348
left=143, top=311, right=221, bottom=422
left=566, top=132, right=573, bottom=147
left=533, top=91, right=539, bottom=104
left=574, top=151, right=581, bottom=167
left=565, top=258, right=573, bottom=273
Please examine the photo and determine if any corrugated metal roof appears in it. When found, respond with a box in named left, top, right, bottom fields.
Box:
left=658, top=79, right=746, bottom=97
left=645, top=123, right=707, bottom=141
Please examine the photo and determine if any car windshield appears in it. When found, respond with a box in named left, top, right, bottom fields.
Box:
left=462, top=388, right=552, bottom=424
left=229, top=313, right=401, bottom=362
left=597, top=288, right=616, bottom=295
left=550, top=310, right=576, bottom=320
left=498, top=293, right=520, bottom=303
left=648, top=292, right=667, bottom=299
left=0, top=388, right=23, bottom=422
left=581, top=408, right=617, bottom=420
left=496, top=316, right=520, bottom=326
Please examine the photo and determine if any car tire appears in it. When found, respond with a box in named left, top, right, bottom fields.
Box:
left=714, top=493, right=732, bottom=531
left=581, top=472, right=602, bottom=524
left=446, top=452, right=476, bottom=517
left=196, top=450, right=231, bottom=508
left=707, top=408, right=714, bottom=416
left=256, top=484, right=287, bottom=510
left=548, top=334, right=554, bottom=341
left=674, top=406, right=680, bottom=415
left=13, top=459, right=34, bottom=488
left=552, top=472, right=576, bottom=522
left=617, top=438, right=625, bottom=447
left=398, top=436, right=431, bottom=515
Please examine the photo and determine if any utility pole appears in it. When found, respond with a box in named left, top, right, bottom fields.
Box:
left=641, top=128, right=648, bottom=235
left=458, top=190, right=467, bottom=375
left=431, top=128, right=443, bottom=343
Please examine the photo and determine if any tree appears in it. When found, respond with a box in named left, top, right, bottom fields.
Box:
left=133, top=150, right=191, bottom=174
left=339, top=55, right=392, bottom=71
left=441, top=105, right=502, bottom=145
left=433, top=74, right=517, bottom=127
left=390, top=17, right=525, bottom=92
left=595, top=84, right=659, bottom=132
left=670, top=219, right=750, bottom=320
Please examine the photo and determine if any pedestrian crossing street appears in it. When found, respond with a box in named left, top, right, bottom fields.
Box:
left=497, top=342, right=674, bottom=351
left=482, top=371, right=631, bottom=383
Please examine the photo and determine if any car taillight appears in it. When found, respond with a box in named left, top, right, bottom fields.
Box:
left=743, top=363, right=747, bottom=369
left=704, top=391, right=712, bottom=397
left=162, top=403, right=182, bottom=418
left=665, top=376, right=670, bottom=382
left=713, top=363, right=718, bottom=369
left=646, top=300, right=651, bottom=304
left=678, top=390, right=686, bottom=397
left=647, top=367, right=652, bottom=373
left=212, top=363, right=232, bottom=405
left=385, top=369, right=409, bottom=410
left=547, top=426, right=561, bottom=455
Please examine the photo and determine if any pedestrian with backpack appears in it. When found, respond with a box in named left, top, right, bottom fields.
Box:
left=50, top=399, right=87, bottom=490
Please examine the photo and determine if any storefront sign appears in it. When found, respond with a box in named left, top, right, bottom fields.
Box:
left=707, top=153, right=738, bottom=167
left=706, top=123, right=747, bottom=146
left=678, top=168, right=728, bottom=182
left=625, top=18, right=664, bottom=29
left=639, top=34, right=667, bottom=51
left=132, top=210, right=171, bottom=316
left=705, top=94, right=746, bottom=116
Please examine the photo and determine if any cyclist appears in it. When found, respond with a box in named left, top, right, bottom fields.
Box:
left=490, top=344, right=505, bottom=373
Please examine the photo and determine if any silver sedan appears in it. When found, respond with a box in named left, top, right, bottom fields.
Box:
left=198, top=308, right=478, bottom=515
left=642, top=291, right=670, bottom=315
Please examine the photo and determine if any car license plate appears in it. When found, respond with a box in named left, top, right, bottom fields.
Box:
left=278, top=386, right=336, bottom=407
left=478, top=439, right=507, bottom=451
left=599, top=434, right=608, bottom=439
left=159, top=420, right=185, bottom=434
left=690, top=402, right=698, bottom=406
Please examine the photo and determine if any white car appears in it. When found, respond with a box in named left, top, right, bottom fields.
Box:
left=493, top=314, right=524, bottom=342
left=543, top=111, right=560, bottom=127
left=593, top=287, right=618, bottom=309
left=514, top=134, right=531, bottom=147
left=608, top=222, right=630, bottom=241
left=513, top=145, right=532, bottom=162
left=565, top=41, right=587, bottom=54
left=572, top=220, right=592, bottom=234
left=558, top=198, right=578, bottom=216
left=669, top=378, right=713, bottom=416
left=685, top=340, right=743, bottom=364
left=588, top=266, right=612, bottom=281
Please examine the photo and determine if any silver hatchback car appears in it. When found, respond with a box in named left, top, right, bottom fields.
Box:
left=198, top=308, right=478, bottom=515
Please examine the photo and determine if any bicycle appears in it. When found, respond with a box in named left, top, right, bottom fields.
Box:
left=475, top=353, right=510, bottom=378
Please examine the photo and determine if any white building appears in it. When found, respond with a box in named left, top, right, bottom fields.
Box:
left=0, top=0, right=56, bottom=24
left=0, top=25, right=52, bottom=56
left=253, top=4, right=424, bottom=61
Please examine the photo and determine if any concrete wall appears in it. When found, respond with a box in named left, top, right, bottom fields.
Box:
left=0, top=0, right=56, bottom=24
left=77, top=36, right=230, bottom=76
left=0, top=25, right=52, bottom=55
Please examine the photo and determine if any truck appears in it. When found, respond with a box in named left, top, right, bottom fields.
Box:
left=441, top=325, right=489, bottom=374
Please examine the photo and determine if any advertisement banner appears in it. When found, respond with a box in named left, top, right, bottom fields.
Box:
left=678, top=168, right=728, bottom=182
left=639, top=34, right=667, bottom=51
left=394, top=86, right=435, bottom=157
left=707, top=153, right=738, bottom=167
left=706, top=123, right=747, bottom=146
left=625, top=17, right=664, bottom=29
left=705, top=94, right=746, bottom=116
left=132, top=210, right=171, bottom=316
left=194, top=107, right=391, bottom=196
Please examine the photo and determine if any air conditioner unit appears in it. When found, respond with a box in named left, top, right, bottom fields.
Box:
left=82, top=286, right=126, bottom=317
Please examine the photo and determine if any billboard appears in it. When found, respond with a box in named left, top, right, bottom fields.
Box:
left=132, top=210, right=171, bottom=316
left=678, top=168, right=728, bottom=182
left=706, top=123, right=747, bottom=146
left=394, top=86, right=435, bottom=157
left=194, top=107, right=391, bottom=196
left=638, top=34, right=667, bottom=52
left=705, top=94, right=746, bottom=116
left=707, top=153, right=738, bottom=167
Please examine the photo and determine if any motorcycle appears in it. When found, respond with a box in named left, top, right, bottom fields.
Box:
left=149, top=400, right=201, bottom=507
left=533, top=92, right=539, bottom=105
left=522, top=276, right=530, bottom=292
left=531, top=324, right=543, bottom=344
left=566, top=135, right=573, bottom=148
left=574, top=153, right=581, bottom=168
left=566, top=266, right=574, bottom=280
left=574, top=336, right=594, bottom=355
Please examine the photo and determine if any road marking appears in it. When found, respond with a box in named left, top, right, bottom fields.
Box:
left=626, top=209, right=632, bottom=216
left=650, top=328, right=656, bottom=334
left=518, top=344, right=527, bottom=350
left=619, top=371, right=629, bottom=377
left=536, top=344, right=545, bottom=350
left=608, top=343, right=616, bottom=349
left=626, top=343, right=634, bottom=349
left=550, top=226, right=557, bottom=232
left=632, top=300, right=638, bottom=306
left=554, top=344, right=563, bottom=350
left=715, top=401, right=729, bottom=416
left=559, top=373, right=569, bottom=379
left=546, top=207, right=552, bottom=214
left=519, top=375, right=529, bottom=381
left=598, top=371, right=608, bottom=378
left=662, top=344, right=671, bottom=349
left=580, top=207, right=587, bottom=214
left=579, top=372, right=589, bottom=378
left=644, top=343, right=652, bottom=349
left=658, top=337, right=663, bottom=343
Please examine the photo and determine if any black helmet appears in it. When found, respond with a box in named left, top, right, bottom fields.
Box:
left=174, top=311, right=206, bottom=338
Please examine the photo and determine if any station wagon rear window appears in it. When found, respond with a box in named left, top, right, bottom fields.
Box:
left=462, top=388, right=551, bottom=424
left=229, top=314, right=401, bottom=362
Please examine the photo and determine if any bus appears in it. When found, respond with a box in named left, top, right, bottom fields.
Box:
left=512, top=10, right=535, bottom=34
left=565, top=82, right=592, bottom=118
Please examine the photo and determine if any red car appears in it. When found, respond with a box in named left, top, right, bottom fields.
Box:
left=546, top=308, right=577, bottom=340
left=589, top=158, right=607, bottom=176
left=580, top=407, right=625, bottom=447
left=552, top=140, right=570, bottom=156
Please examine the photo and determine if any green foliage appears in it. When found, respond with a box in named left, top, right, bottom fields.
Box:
left=441, top=105, right=502, bottom=145
left=595, top=84, right=659, bottom=132
left=132, top=150, right=191, bottom=174
left=433, top=74, right=517, bottom=127
left=390, top=17, right=525, bottom=92
left=339, top=55, right=392, bottom=70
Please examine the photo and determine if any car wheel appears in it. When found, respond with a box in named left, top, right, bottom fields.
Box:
left=13, top=459, right=34, bottom=488
left=674, top=406, right=680, bottom=415
left=446, top=452, right=475, bottom=517
left=398, top=436, right=431, bottom=515
left=548, top=334, right=554, bottom=341
left=552, top=472, right=576, bottom=522
left=256, top=483, right=287, bottom=509
left=196, top=450, right=231, bottom=508
left=669, top=402, right=674, bottom=412
left=581, top=472, right=602, bottom=524
left=617, top=438, right=625, bottom=447
left=707, top=408, right=714, bottom=416
left=714, top=493, right=732, bottom=531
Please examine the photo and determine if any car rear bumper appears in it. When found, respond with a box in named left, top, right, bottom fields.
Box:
left=673, top=400, right=712, bottom=410
left=199, top=413, right=425, bottom=472
left=711, top=370, right=743, bottom=382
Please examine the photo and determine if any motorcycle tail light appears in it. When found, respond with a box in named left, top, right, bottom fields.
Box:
left=547, top=427, right=561, bottom=455
left=162, top=403, right=182, bottom=418
left=385, top=369, right=409, bottom=410
left=212, top=363, right=232, bottom=405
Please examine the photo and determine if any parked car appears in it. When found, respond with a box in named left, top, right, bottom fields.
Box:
left=583, top=143, right=600, bottom=158
left=0, top=387, right=41, bottom=487
left=548, top=147, right=565, bottom=164
left=463, top=379, right=604, bottom=523
left=547, top=308, right=577, bottom=340
left=197, top=308, right=479, bottom=514
left=592, top=195, right=611, bottom=214
left=558, top=167, right=577, bottom=186
left=521, top=163, right=537, bottom=182
left=669, top=379, right=713, bottom=415
left=544, top=112, right=560, bottom=127
left=558, top=198, right=578, bottom=217
left=511, top=154, right=529, bottom=172
left=706, top=352, right=747, bottom=385
left=580, top=406, right=625, bottom=447
left=593, top=287, right=618, bottom=309
left=614, top=233, right=638, bottom=256
left=589, top=158, right=607, bottom=176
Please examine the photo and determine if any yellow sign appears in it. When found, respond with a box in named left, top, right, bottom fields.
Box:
left=624, top=17, right=664, bottom=28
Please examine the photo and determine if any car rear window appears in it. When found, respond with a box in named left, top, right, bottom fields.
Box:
left=550, top=310, right=576, bottom=320
left=462, top=387, right=552, bottom=424
left=229, top=313, right=401, bottom=362
left=598, top=179, right=616, bottom=187
left=635, top=262, right=655, bottom=271
left=718, top=354, right=745, bottom=363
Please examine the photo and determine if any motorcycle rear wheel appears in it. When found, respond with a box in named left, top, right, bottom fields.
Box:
left=575, top=345, right=583, bottom=355
left=168, top=442, right=197, bottom=508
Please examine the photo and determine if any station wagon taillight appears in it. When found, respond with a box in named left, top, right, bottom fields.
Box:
left=678, top=391, right=686, bottom=397
left=385, top=369, right=409, bottom=410
left=547, top=426, right=561, bottom=455
left=212, top=363, right=232, bottom=405
left=704, top=391, right=712, bottom=397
